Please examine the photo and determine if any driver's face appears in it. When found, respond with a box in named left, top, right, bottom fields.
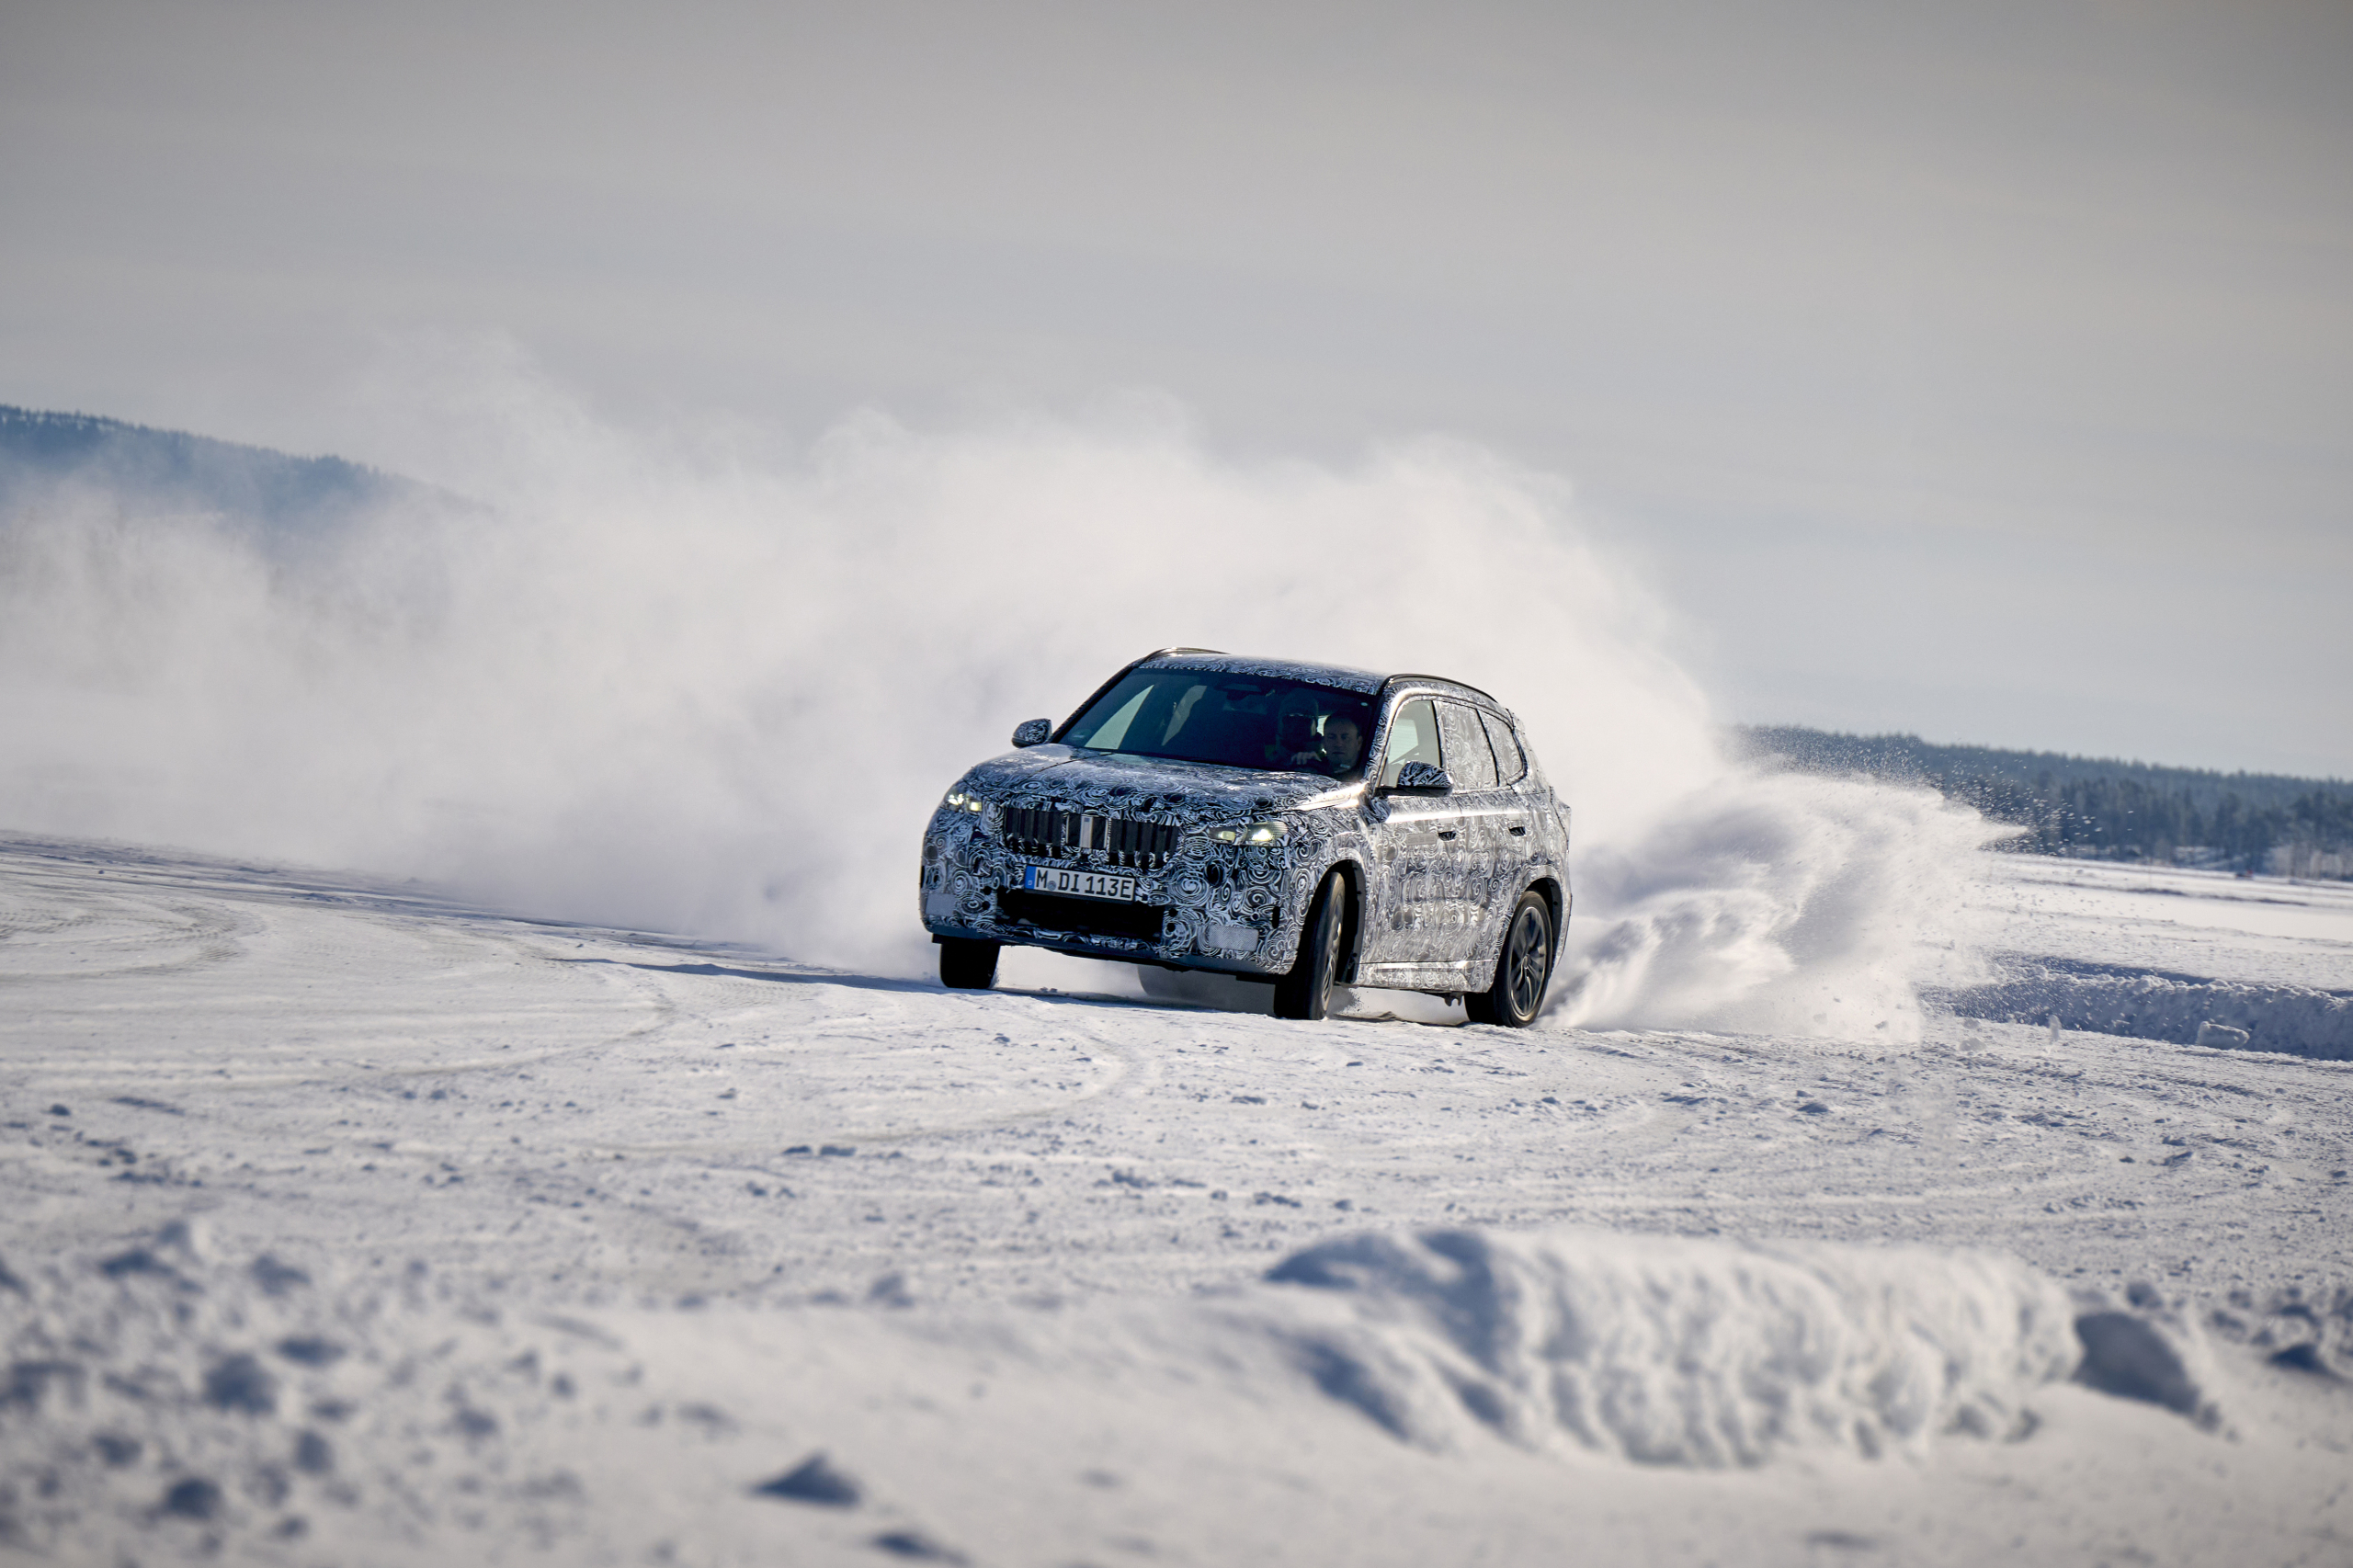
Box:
left=1324, top=719, right=1362, bottom=766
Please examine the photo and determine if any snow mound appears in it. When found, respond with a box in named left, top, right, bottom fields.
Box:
left=1256, top=1228, right=2080, bottom=1464
left=2204, top=1280, right=2353, bottom=1379
left=1946, top=958, right=2353, bottom=1060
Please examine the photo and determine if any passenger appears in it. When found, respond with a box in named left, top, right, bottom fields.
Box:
left=1271, top=699, right=1321, bottom=765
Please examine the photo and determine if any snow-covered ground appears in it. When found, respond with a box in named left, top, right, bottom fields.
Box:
left=1949, top=859, right=2353, bottom=1060
left=1975, top=858, right=2353, bottom=994
left=4, top=833, right=2349, bottom=1566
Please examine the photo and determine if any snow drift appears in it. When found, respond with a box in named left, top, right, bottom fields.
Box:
left=1946, top=957, right=2353, bottom=1061
left=1253, top=1227, right=2079, bottom=1462
left=0, top=347, right=1994, bottom=1037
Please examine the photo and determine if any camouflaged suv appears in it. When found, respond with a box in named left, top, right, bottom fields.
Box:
left=918, top=649, right=1571, bottom=1024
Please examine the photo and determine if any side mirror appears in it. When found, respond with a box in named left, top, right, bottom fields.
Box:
left=1392, top=761, right=1452, bottom=794
left=1011, top=719, right=1053, bottom=748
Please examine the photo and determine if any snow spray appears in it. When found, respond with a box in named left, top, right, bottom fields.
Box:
left=0, top=344, right=1995, bottom=1038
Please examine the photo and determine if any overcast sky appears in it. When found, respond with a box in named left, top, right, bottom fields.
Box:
left=5, top=0, right=2347, bottom=776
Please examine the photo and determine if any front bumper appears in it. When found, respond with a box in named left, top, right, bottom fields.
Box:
left=918, top=812, right=1302, bottom=974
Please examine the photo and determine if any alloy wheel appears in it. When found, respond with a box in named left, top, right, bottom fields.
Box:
left=1506, top=903, right=1549, bottom=1018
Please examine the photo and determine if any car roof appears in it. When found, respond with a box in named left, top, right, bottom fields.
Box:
left=1135, top=649, right=1502, bottom=710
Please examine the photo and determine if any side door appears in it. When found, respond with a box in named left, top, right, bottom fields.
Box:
left=1432, top=700, right=1518, bottom=964
left=1483, top=707, right=1567, bottom=928
left=1357, top=695, right=1480, bottom=974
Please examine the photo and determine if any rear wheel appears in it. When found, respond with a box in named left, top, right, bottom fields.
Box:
left=938, top=937, right=1000, bottom=990
left=1466, top=892, right=1552, bottom=1027
left=1272, top=872, right=1347, bottom=1021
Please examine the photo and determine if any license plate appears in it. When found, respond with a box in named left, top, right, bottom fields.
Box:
left=1020, top=864, right=1139, bottom=902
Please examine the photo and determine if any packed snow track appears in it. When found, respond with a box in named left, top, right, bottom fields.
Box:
left=3, top=835, right=2349, bottom=1566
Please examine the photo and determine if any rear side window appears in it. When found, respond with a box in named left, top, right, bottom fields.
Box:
left=1378, top=698, right=1442, bottom=788
left=1480, top=710, right=1526, bottom=783
left=1438, top=702, right=1498, bottom=790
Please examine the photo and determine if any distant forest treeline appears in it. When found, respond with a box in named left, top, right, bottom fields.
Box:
left=1740, top=726, right=2353, bottom=879
left=0, top=404, right=437, bottom=538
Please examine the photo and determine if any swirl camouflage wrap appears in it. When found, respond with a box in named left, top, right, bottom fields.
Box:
left=918, top=649, right=1572, bottom=1006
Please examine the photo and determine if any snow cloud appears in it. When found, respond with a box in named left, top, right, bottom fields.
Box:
left=0, top=347, right=1993, bottom=1037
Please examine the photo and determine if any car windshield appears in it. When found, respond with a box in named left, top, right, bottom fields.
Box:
left=1062, top=668, right=1379, bottom=778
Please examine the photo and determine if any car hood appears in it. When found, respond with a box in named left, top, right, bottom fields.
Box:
left=960, top=746, right=1360, bottom=820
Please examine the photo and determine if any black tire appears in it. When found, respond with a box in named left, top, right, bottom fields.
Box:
left=1272, top=872, right=1347, bottom=1021
left=1466, top=892, right=1552, bottom=1027
left=938, top=937, right=1000, bottom=990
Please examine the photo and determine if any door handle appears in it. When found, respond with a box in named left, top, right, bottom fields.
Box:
left=1437, top=830, right=1457, bottom=840
left=1508, top=824, right=1527, bottom=836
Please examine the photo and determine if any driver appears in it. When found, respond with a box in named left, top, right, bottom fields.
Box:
left=1287, top=712, right=1364, bottom=776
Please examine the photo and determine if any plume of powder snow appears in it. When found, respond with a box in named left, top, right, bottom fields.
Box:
left=1552, top=768, right=2007, bottom=1040
left=0, top=342, right=1992, bottom=1036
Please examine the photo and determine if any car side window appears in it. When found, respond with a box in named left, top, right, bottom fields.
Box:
left=1438, top=702, right=1498, bottom=790
left=1480, top=710, right=1526, bottom=784
left=1378, top=698, right=1442, bottom=788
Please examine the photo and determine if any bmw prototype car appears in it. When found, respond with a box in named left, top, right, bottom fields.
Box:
left=917, top=649, right=1571, bottom=1024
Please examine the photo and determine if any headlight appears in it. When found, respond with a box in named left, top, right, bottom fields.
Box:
left=1211, top=820, right=1289, bottom=846
left=941, top=790, right=984, bottom=813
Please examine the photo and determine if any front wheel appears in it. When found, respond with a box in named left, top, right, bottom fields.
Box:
left=939, top=937, right=1000, bottom=990
left=1466, top=892, right=1552, bottom=1027
left=1272, top=872, right=1347, bottom=1021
